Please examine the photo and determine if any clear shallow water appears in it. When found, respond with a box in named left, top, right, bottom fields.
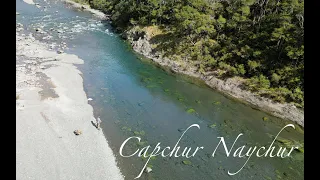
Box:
left=17, top=0, right=304, bottom=179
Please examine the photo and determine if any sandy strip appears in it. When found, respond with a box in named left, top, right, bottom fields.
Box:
left=23, top=0, right=35, bottom=5
left=16, top=26, right=124, bottom=179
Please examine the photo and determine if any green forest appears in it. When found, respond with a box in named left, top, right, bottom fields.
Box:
left=82, top=0, right=304, bottom=108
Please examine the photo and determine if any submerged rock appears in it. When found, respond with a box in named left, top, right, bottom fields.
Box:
left=208, top=123, right=217, bottom=128
left=182, top=160, right=192, bottom=165
left=186, top=108, right=196, bottom=113
left=275, top=136, right=304, bottom=153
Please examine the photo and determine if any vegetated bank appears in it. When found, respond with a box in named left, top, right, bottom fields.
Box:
left=65, top=0, right=304, bottom=126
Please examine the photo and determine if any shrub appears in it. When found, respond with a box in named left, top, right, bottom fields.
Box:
left=246, top=74, right=270, bottom=91
left=236, top=64, right=246, bottom=75
left=271, top=73, right=281, bottom=84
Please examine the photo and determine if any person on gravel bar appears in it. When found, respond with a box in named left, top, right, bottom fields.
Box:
left=96, top=117, right=102, bottom=130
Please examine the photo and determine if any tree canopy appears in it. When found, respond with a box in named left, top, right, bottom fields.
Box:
left=86, top=0, right=304, bottom=107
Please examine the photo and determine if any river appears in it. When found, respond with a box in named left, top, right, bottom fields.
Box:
left=16, top=0, right=304, bottom=179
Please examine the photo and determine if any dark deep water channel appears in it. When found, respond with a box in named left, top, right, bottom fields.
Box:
left=17, top=0, right=304, bottom=179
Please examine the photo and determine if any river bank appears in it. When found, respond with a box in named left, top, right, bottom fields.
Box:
left=123, top=27, right=304, bottom=127
left=16, top=19, right=124, bottom=180
left=63, top=0, right=107, bottom=19
left=62, top=0, right=304, bottom=127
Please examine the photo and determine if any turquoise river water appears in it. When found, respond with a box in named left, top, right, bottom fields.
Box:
left=16, top=0, right=304, bottom=179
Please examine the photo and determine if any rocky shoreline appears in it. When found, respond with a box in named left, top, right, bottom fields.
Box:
left=124, top=28, right=304, bottom=127
left=64, top=0, right=304, bottom=127
left=62, top=0, right=107, bottom=20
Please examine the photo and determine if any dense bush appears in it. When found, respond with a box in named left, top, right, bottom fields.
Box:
left=84, top=0, right=304, bottom=107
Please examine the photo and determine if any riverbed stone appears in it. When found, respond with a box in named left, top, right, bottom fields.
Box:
left=73, top=130, right=82, bottom=135
left=16, top=23, right=23, bottom=28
